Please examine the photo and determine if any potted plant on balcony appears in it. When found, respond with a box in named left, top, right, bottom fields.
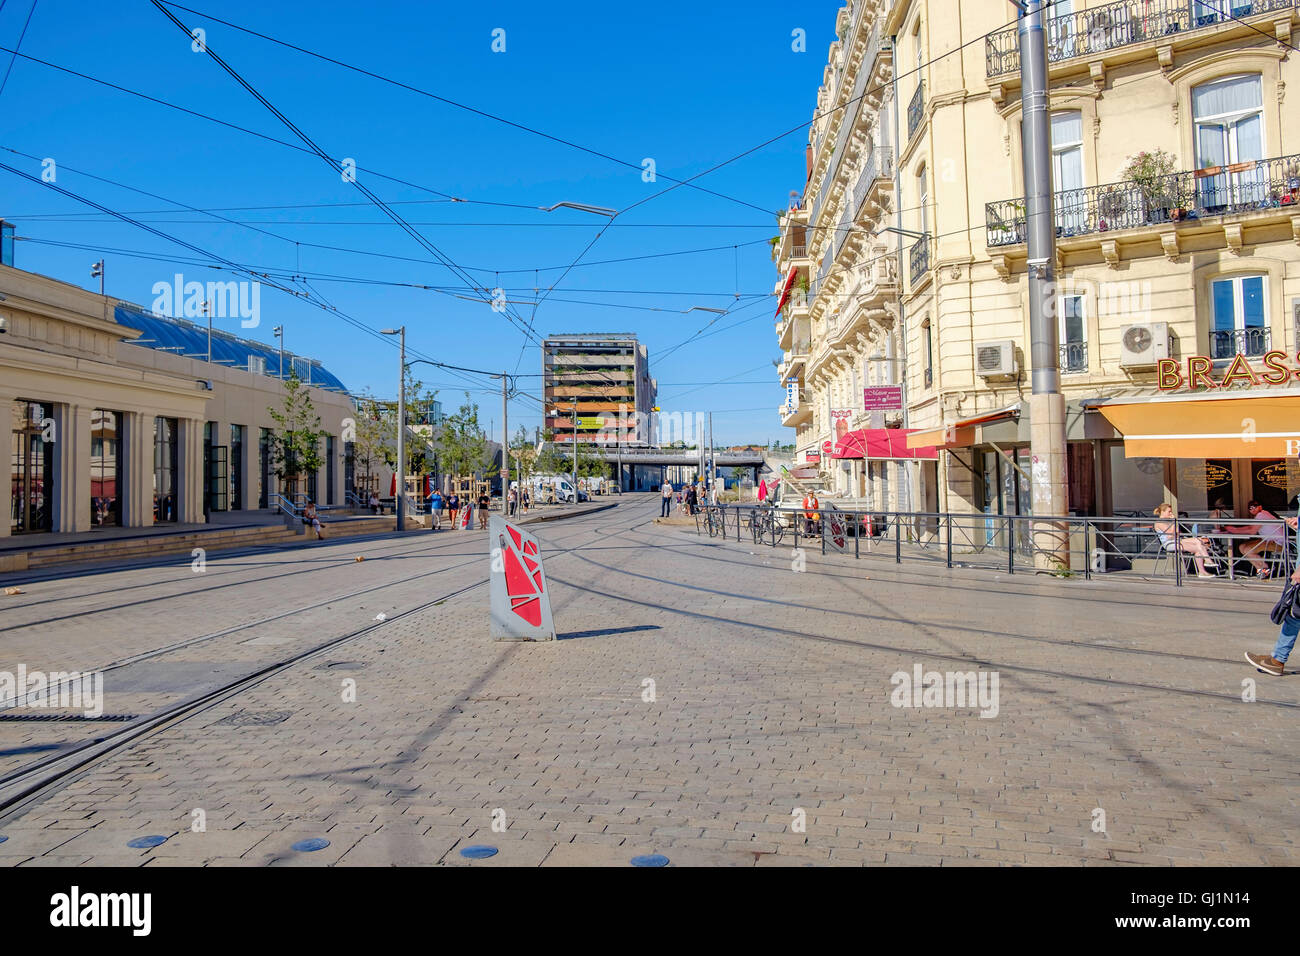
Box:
left=769, top=235, right=780, bottom=261
left=1121, top=149, right=1180, bottom=224
left=1283, top=161, right=1300, bottom=206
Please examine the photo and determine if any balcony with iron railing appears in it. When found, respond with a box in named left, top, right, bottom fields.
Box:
left=985, top=151, right=1300, bottom=247
left=1210, top=326, right=1270, bottom=359
left=852, top=146, right=895, bottom=219
left=986, top=0, right=1299, bottom=78
left=808, top=23, right=884, bottom=231
left=1059, top=341, right=1088, bottom=374
left=908, top=234, right=930, bottom=286
left=906, top=81, right=925, bottom=141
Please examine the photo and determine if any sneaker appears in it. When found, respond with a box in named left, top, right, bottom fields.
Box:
left=1245, top=652, right=1285, bottom=676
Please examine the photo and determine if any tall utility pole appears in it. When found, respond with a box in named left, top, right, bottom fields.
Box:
left=500, top=373, right=509, bottom=502
left=1018, top=0, right=1069, bottom=568
left=382, top=327, right=407, bottom=531
left=203, top=300, right=212, bottom=364
left=571, top=403, right=578, bottom=496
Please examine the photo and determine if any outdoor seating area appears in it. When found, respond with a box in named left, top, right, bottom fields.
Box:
left=697, top=502, right=1297, bottom=586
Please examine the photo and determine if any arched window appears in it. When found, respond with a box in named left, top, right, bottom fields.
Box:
left=1051, top=111, right=1085, bottom=234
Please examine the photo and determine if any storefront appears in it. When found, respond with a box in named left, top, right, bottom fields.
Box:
left=830, top=428, right=938, bottom=510
left=1096, top=389, right=1300, bottom=517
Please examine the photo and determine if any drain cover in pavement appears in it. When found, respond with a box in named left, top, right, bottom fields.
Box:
left=459, top=845, right=498, bottom=859
left=630, top=854, right=669, bottom=867
left=127, top=835, right=168, bottom=849
left=214, top=710, right=293, bottom=727
left=292, top=838, right=330, bottom=852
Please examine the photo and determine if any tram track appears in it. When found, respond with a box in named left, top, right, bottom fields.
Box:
left=0, top=501, right=655, bottom=824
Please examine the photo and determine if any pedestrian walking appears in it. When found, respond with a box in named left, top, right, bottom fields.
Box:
left=1247, top=515, right=1300, bottom=676
left=428, top=488, right=444, bottom=530
left=522, top=488, right=530, bottom=513
left=448, top=493, right=460, bottom=529
left=478, top=491, right=490, bottom=529
left=508, top=486, right=518, bottom=517
left=660, top=479, right=673, bottom=518
left=685, top=484, right=697, bottom=516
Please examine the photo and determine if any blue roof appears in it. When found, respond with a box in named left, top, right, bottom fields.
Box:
left=113, top=304, right=350, bottom=393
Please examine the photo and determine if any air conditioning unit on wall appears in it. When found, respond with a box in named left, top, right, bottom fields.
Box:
left=1119, top=322, right=1170, bottom=367
left=975, top=340, right=1018, bottom=379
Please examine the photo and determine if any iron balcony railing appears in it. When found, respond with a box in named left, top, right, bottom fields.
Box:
left=791, top=243, right=808, bottom=258
left=906, top=81, right=925, bottom=140
left=908, top=233, right=930, bottom=285
left=852, top=147, right=895, bottom=219
left=1210, top=326, right=1269, bottom=359
left=1059, top=341, right=1088, bottom=374
left=986, top=0, right=1298, bottom=78
left=986, top=151, right=1300, bottom=248
left=808, top=24, right=882, bottom=234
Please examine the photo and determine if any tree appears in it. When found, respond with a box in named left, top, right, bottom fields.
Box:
left=437, top=392, right=488, bottom=479
left=510, top=425, right=538, bottom=484
left=268, top=369, right=325, bottom=499
left=350, top=391, right=392, bottom=496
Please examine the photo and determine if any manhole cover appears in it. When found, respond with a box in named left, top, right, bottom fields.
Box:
left=291, top=838, right=330, bottom=852
left=459, top=845, right=498, bottom=859
left=630, top=854, right=669, bottom=867
left=317, top=661, right=367, bottom=671
left=127, top=835, right=168, bottom=849
left=214, top=710, right=292, bottom=727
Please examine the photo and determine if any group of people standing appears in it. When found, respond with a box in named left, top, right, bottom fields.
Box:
left=659, top=479, right=719, bottom=517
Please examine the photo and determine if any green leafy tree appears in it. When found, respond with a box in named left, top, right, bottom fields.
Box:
left=510, top=425, right=538, bottom=484
left=268, top=369, right=325, bottom=499
left=437, top=392, right=488, bottom=478
left=350, top=391, right=392, bottom=495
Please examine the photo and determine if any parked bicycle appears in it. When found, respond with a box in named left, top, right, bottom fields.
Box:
left=703, top=505, right=726, bottom=539
left=747, top=506, right=785, bottom=546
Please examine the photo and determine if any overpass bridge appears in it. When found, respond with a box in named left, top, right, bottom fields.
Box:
left=543, top=444, right=770, bottom=491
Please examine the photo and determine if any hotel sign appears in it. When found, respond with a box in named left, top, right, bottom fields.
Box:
left=1157, top=352, right=1300, bottom=391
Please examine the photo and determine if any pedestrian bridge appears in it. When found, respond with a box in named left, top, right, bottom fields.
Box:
left=589, top=447, right=767, bottom=467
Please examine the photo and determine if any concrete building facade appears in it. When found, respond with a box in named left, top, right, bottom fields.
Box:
left=2, top=263, right=354, bottom=537
left=542, top=333, right=657, bottom=446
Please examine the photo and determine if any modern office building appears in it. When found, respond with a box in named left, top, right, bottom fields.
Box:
left=2, top=262, right=354, bottom=537
left=542, top=333, right=657, bottom=446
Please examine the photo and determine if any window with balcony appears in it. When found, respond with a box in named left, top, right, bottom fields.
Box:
left=922, top=318, right=934, bottom=389
left=1210, top=275, right=1268, bottom=358
left=1051, top=111, right=1085, bottom=234
left=1058, top=293, right=1087, bottom=373
left=1193, top=74, right=1265, bottom=211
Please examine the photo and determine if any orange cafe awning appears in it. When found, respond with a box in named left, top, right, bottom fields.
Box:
left=1096, top=392, right=1300, bottom=458
left=906, top=406, right=1021, bottom=450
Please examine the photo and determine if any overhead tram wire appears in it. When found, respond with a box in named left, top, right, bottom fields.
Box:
left=157, top=0, right=777, bottom=220
left=0, top=46, right=540, bottom=215
left=0, top=164, right=474, bottom=383
left=508, top=9, right=1026, bottom=359
left=0, top=0, right=37, bottom=100
left=147, top=2, right=541, bottom=349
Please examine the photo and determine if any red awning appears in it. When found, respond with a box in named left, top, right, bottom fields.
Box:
left=832, top=429, right=938, bottom=460
left=774, top=266, right=798, bottom=317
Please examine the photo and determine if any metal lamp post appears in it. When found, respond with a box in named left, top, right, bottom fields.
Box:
left=382, top=327, right=406, bottom=531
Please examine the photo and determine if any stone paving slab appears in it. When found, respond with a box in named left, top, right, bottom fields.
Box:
left=0, top=496, right=1295, bottom=866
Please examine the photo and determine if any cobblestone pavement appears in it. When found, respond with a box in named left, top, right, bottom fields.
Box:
left=0, top=495, right=1295, bottom=866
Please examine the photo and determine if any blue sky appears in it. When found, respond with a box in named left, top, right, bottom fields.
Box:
left=1, top=0, right=840, bottom=443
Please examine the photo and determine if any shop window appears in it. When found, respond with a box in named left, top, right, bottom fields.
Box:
left=1175, top=459, right=1234, bottom=514
left=91, top=409, right=122, bottom=527
left=1109, top=446, right=1164, bottom=516
left=1210, top=275, right=1267, bottom=358
left=153, top=416, right=178, bottom=524
left=230, top=424, right=244, bottom=510
left=1250, top=458, right=1296, bottom=515
left=10, top=399, right=55, bottom=534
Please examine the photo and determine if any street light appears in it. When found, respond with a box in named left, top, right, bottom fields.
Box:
left=538, top=201, right=618, bottom=217
left=381, top=327, right=407, bottom=531
left=272, top=325, right=284, bottom=379
left=90, top=260, right=104, bottom=295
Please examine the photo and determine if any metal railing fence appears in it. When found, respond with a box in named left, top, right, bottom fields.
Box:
left=695, top=503, right=1295, bottom=586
